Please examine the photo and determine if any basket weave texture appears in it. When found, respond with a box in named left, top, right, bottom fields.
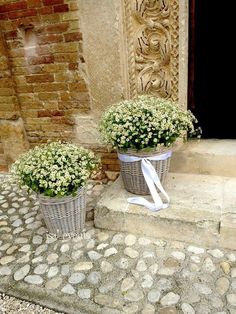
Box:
left=118, top=149, right=171, bottom=195
left=38, top=187, right=86, bottom=236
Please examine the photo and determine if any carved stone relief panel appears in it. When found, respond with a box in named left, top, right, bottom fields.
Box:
left=124, top=0, right=179, bottom=101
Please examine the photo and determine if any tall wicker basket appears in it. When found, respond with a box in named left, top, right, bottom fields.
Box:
left=118, top=149, right=172, bottom=195
left=38, top=187, right=86, bottom=236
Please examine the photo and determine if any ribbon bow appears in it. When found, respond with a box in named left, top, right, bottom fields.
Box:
left=118, top=151, right=172, bottom=212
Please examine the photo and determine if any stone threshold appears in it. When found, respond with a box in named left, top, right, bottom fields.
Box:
left=95, top=174, right=236, bottom=250
left=170, top=139, right=236, bottom=177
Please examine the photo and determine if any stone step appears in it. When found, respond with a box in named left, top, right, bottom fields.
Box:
left=170, top=139, right=236, bottom=177
left=95, top=173, right=236, bottom=250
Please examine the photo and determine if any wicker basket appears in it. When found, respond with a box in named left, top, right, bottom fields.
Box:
left=118, top=149, right=171, bottom=195
left=38, top=187, right=86, bottom=236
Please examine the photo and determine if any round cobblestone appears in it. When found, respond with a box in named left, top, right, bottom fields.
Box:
left=1, top=177, right=236, bottom=314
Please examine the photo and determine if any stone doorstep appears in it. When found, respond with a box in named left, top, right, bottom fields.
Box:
left=95, top=174, right=236, bottom=250
left=170, top=139, right=236, bottom=177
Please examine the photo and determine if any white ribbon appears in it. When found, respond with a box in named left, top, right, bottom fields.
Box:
left=118, top=151, right=172, bottom=212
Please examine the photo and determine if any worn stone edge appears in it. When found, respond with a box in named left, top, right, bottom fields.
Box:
left=94, top=204, right=221, bottom=248
left=0, top=279, right=101, bottom=314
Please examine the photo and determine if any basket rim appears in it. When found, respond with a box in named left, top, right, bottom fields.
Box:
left=38, top=186, right=86, bottom=204
left=118, top=147, right=172, bottom=158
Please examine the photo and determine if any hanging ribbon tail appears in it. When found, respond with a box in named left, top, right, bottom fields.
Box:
left=127, top=158, right=169, bottom=211
left=143, top=159, right=170, bottom=205
left=127, top=196, right=160, bottom=211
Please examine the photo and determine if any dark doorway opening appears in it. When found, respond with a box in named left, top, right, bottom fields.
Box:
left=188, top=0, right=235, bottom=139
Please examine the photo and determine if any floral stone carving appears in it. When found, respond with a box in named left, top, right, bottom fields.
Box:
left=124, top=0, right=178, bottom=99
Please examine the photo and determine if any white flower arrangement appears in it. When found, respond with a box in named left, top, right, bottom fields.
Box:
left=11, top=142, right=100, bottom=197
left=99, top=95, right=201, bottom=151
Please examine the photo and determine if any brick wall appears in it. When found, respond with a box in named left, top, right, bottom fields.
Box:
left=0, top=27, right=20, bottom=120
left=0, top=0, right=90, bottom=146
left=0, top=0, right=119, bottom=173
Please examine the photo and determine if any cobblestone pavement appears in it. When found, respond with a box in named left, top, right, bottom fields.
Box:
left=1, top=175, right=236, bottom=314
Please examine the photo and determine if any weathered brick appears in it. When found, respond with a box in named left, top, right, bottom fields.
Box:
left=64, top=32, right=82, bottom=42
left=11, top=57, right=26, bottom=67
left=69, top=1, right=79, bottom=11
left=36, top=45, right=52, bottom=56
left=53, top=4, right=68, bottom=13
left=54, top=52, right=77, bottom=63
left=16, top=85, right=34, bottom=93
left=40, top=22, right=69, bottom=33
left=107, top=164, right=120, bottom=171
left=0, top=165, right=8, bottom=172
left=100, top=152, right=118, bottom=159
left=41, top=124, right=72, bottom=131
left=58, top=101, right=78, bottom=110
left=0, top=78, right=13, bottom=88
left=25, top=124, right=42, bottom=131
left=0, top=111, right=19, bottom=120
left=26, top=74, right=54, bottom=83
left=0, top=144, right=4, bottom=154
left=28, top=55, right=54, bottom=65
left=6, top=40, right=23, bottom=50
left=21, top=110, right=38, bottom=118
left=4, top=30, right=18, bottom=39
left=39, top=34, right=63, bottom=45
left=69, top=82, right=88, bottom=92
left=51, top=116, right=74, bottom=125
left=0, top=88, right=15, bottom=96
left=43, top=101, right=58, bottom=110
left=0, top=103, right=17, bottom=111
left=0, top=61, right=8, bottom=71
left=101, top=158, right=119, bottom=165
left=62, top=11, right=79, bottom=21
left=59, top=92, right=70, bottom=101
left=13, top=15, right=40, bottom=28
left=27, top=0, right=42, bottom=8
left=55, top=72, right=72, bottom=82
left=42, top=63, right=67, bottom=73
left=40, top=13, right=60, bottom=23
left=53, top=42, right=78, bottom=53
left=28, top=65, right=43, bottom=74
left=12, top=67, right=28, bottom=76
left=20, top=101, right=43, bottom=110
left=0, top=20, right=12, bottom=31
left=38, top=6, right=52, bottom=15
left=14, top=76, right=27, bottom=86
left=33, top=83, right=67, bottom=92
left=18, top=94, right=35, bottom=103
left=38, top=92, right=58, bottom=100
left=38, top=110, right=64, bottom=117
left=0, top=13, right=8, bottom=20
left=102, top=164, right=108, bottom=171
left=69, top=21, right=80, bottom=31
left=43, top=0, right=63, bottom=5
left=8, top=9, right=37, bottom=19
left=8, top=48, right=25, bottom=58
left=0, top=1, right=27, bottom=13
left=24, top=117, right=51, bottom=125
left=0, top=96, right=18, bottom=104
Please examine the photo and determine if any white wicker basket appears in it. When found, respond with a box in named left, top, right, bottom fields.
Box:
left=38, top=187, right=86, bottom=237
left=118, top=149, right=172, bottom=195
